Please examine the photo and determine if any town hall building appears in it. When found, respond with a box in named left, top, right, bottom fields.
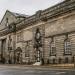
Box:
left=0, top=0, right=75, bottom=65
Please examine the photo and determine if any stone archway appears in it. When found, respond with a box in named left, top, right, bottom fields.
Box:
left=15, top=47, right=22, bottom=64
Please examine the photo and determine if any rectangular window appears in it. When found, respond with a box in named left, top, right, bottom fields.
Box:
left=64, top=40, right=71, bottom=55
left=25, top=42, right=29, bottom=57
left=17, top=34, right=20, bottom=42
left=17, top=32, right=23, bottom=42
left=50, top=41, right=56, bottom=56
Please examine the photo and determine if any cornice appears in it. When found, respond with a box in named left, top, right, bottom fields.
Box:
left=0, top=0, right=75, bottom=36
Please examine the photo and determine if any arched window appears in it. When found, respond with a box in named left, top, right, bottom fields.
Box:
left=50, top=38, right=56, bottom=56
left=64, top=38, right=71, bottom=55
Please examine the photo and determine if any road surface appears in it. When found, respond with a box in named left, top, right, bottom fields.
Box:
left=0, top=65, right=75, bottom=75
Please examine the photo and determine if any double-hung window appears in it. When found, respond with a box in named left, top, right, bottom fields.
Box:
left=64, top=39, right=71, bottom=55
left=50, top=39, right=56, bottom=56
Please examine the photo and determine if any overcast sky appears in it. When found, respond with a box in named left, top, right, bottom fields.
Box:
left=0, top=0, right=64, bottom=21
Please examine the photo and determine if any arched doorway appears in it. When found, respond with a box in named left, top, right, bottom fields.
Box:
left=15, top=47, right=22, bottom=64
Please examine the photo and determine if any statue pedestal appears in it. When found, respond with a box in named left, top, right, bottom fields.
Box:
left=33, top=61, right=42, bottom=65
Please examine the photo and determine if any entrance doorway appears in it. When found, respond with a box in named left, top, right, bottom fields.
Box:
left=1, top=39, right=6, bottom=63
left=15, top=47, right=22, bottom=64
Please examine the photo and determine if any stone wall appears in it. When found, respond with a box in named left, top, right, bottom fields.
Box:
left=45, top=11, right=75, bottom=37
left=1, top=0, right=75, bottom=64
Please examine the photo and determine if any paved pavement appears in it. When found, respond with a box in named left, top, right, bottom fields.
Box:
left=0, top=65, right=75, bottom=75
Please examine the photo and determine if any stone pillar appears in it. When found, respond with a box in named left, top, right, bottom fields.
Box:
left=5, top=36, right=9, bottom=64
left=12, top=33, right=16, bottom=64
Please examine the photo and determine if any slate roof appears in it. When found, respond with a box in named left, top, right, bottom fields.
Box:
left=9, top=11, right=29, bottom=18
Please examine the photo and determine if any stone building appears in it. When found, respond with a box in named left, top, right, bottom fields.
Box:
left=0, top=0, right=75, bottom=64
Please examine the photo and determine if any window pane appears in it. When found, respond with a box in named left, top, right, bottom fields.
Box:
left=25, top=43, right=29, bottom=57
left=50, top=41, right=56, bottom=56
left=64, top=39, right=71, bottom=55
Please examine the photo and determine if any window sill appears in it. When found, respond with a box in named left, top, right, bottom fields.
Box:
left=63, top=53, right=72, bottom=56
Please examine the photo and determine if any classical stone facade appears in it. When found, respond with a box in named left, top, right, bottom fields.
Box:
left=0, top=0, right=75, bottom=64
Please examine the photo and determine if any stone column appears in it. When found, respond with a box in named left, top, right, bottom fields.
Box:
left=5, top=36, right=9, bottom=64
left=12, top=33, right=16, bottom=64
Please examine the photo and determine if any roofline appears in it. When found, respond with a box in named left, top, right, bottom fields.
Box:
left=0, top=0, right=75, bottom=36
left=0, top=10, right=17, bottom=25
left=15, top=0, right=75, bottom=29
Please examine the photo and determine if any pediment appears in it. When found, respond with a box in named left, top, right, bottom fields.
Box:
left=0, top=10, right=17, bottom=30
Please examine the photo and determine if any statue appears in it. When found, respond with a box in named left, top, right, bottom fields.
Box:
left=34, top=28, right=42, bottom=62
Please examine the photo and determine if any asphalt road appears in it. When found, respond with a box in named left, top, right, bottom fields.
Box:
left=0, top=66, right=75, bottom=75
